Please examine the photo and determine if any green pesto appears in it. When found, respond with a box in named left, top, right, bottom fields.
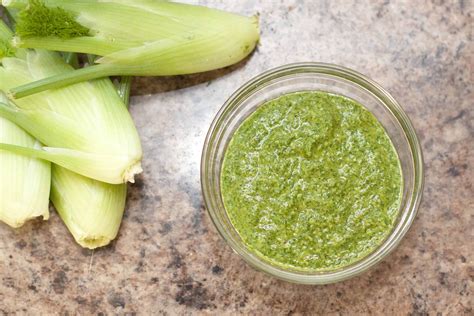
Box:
left=16, top=0, right=90, bottom=39
left=221, top=91, right=402, bottom=271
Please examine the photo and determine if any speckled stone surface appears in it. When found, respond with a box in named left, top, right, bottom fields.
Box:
left=0, top=1, right=472, bottom=315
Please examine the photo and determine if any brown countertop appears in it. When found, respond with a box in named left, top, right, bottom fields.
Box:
left=0, top=1, right=472, bottom=314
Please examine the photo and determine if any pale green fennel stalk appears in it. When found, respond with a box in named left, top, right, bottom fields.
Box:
left=4, top=0, right=260, bottom=98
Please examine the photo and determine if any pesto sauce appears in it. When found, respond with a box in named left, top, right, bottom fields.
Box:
left=221, top=91, right=402, bottom=271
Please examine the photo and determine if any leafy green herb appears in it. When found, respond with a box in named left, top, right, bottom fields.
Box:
left=16, top=0, right=90, bottom=39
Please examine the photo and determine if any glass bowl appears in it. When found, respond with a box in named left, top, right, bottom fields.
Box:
left=201, top=63, right=424, bottom=284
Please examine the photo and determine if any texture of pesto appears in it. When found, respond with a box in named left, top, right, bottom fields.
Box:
left=221, top=91, right=402, bottom=271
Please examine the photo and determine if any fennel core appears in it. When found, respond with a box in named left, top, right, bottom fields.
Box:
left=5, top=0, right=261, bottom=99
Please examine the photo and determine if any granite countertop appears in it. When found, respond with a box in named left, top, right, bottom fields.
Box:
left=0, top=1, right=472, bottom=314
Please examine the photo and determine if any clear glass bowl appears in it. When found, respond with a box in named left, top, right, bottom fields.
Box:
left=201, top=63, right=424, bottom=284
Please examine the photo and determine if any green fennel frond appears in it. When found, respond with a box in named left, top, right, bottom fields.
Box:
left=0, top=19, right=15, bottom=58
left=15, top=0, right=90, bottom=39
left=0, top=41, right=15, bottom=59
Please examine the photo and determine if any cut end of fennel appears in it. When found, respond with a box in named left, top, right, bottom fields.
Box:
left=124, top=161, right=143, bottom=183
left=76, top=234, right=114, bottom=249
left=1, top=210, right=49, bottom=229
left=11, top=36, right=22, bottom=48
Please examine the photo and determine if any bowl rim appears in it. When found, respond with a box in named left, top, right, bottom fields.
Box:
left=201, top=62, right=424, bottom=284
